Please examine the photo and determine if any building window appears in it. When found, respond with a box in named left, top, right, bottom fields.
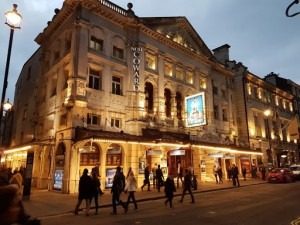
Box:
left=112, top=76, right=122, bottom=95
left=80, top=142, right=100, bottom=166
left=213, top=85, right=218, bottom=95
left=254, top=115, right=262, bottom=137
left=113, top=46, right=124, bottom=59
left=186, top=71, right=194, bottom=85
left=176, top=92, right=183, bottom=120
left=60, top=113, right=67, bottom=127
left=164, top=62, right=173, bottom=77
left=164, top=89, right=172, bottom=118
left=175, top=67, right=184, bottom=80
left=289, top=102, right=293, bottom=112
left=222, top=108, right=228, bottom=121
left=221, top=89, right=227, bottom=99
left=199, top=77, right=207, bottom=89
left=214, top=105, right=219, bottom=120
left=106, top=144, right=122, bottom=166
left=111, top=118, right=121, bottom=128
left=89, top=36, right=103, bottom=52
left=88, top=68, right=102, bottom=90
left=51, top=78, right=57, bottom=97
left=87, top=113, right=101, bottom=126
left=145, top=82, right=154, bottom=113
left=247, top=83, right=252, bottom=95
left=145, top=52, right=157, bottom=71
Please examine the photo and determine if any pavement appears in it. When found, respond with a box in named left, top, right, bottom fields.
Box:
left=22, top=178, right=267, bottom=219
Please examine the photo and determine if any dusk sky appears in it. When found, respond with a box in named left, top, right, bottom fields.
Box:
left=0, top=0, right=299, bottom=103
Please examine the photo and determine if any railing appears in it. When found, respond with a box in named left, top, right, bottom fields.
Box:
left=97, top=0, right=128, bottom=17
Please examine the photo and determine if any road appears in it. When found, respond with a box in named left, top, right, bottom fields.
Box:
left=40, top=182, right=300, bottom=225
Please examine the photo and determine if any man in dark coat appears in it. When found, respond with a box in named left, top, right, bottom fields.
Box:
left=141, top=165, right=151, bottom=191
left=179, top=169, right=195, bottom=203
left=91, top=170, right=101, bottom=214
left=164, top=176, right=176, bottom=208
left=156, top=165, right=164, bottom=192
left=75, top=168, right=93, bottom=216
left=111, top=166, right=127, bottom=214
left=231, top=164, right=240, bottom=187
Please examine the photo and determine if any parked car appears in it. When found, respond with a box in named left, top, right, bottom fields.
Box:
left=267, top=168, right=295, bottom=183
left=290, top=165, right=300, bottom=180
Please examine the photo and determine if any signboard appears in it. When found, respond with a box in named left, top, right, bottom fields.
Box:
left=53, top=169, right=64, bottom=190
left=146, top=149, right=162, bottom=156
left=169, top=149, right=186, bottom=156
left=131, top=46, right=142, bottom=91
left=185, top=92, right=206, bottom=127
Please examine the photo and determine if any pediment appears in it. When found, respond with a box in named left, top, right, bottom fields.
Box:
left=140, top=17, right=213, bottom=58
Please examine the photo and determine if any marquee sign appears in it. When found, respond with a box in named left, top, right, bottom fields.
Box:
left=131, top=46, right=142, bottom=91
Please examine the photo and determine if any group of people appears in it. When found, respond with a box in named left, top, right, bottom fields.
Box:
left=75, top=165, right=197, bottom=216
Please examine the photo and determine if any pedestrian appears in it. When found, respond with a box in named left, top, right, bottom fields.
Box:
left=242, top=167, right=247, bottom=181
left=111, top=166, right=127, bottom=215
left=231, top=164, right=240, bottom=187
left=141, top=165, right=151, bottom=191
left=227, top=166, right=232, bottom=181
left=176, top=162, right=183, bottom=188
left=156, top=165, right=164, bottom=192
left=75, top=168, right=93, bottom=216
left=179, top=169, right=195, bottom=203
left=152, top=165, right=157, bottom=189
left=261, top=166, right=266, bottom=180
left=217, top=167, right=223, bottom=184
left=91, top=170, right=101, bottom=214
left=213, top=165, right=219, bottom=184
left=124, top=168, right=138, bottom=211
left=164, top=175, right=176, bottom=208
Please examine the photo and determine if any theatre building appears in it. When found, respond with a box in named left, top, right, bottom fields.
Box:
left=2, top=0, right=262, bottom=193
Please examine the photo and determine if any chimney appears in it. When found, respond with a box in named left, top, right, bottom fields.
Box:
left=212, top=44, right=230, bottom=64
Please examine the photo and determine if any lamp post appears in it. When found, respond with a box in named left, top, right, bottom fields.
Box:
left=264, top=109, right=274, bottom=167
left=0, top=4, right=22, bottom=139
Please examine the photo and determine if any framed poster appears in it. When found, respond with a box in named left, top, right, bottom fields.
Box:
left=53, top=169, right=64, bottom=190
left=185, top=92, right=206, bottom=127
left=105, top=168, right=117, bottom=188
left=139, top=158, right=145, bottom=174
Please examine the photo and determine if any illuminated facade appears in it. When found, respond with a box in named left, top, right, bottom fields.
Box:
left=3, top=0, right=263, bottom=193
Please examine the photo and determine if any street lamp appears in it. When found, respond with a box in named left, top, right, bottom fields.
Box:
left=264, top=109, right=274, bottom=167
left=0, top=4, right=22, bottom=135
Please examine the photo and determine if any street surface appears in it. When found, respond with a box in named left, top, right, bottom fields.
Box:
left=39, top=182, right=300, bottom=225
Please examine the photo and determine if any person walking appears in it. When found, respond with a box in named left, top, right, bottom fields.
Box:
left=231, top=164, right=240, bottom=187
left=242, top=167, right=247, bottom=181
left=111, top=166, right=127, bottom=215
left=75, top=168, right=93, bottom=216
left=217, top=167, right=223, bottom=184
left=91, top=170, right=101, bottom=214
left=125, top=168, right=138, bottom=211
left=152, top=165, right=157, bottom=189
left=176, top=162, right=183, bottom=188
left=141, top=165, right=151, bottom=191
left=179, top=169, right=195, bottom=203
left=261, top=166, right=266, bottom=180
left=213, top=165, right=219, bottom=184
left=164, top=175, right=176, bottom=208
left=156, top=165, right=164, bottom=192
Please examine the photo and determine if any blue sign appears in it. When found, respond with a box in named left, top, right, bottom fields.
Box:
left=185, top=92, right=206, bottom=127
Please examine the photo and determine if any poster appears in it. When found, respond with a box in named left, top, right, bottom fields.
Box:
left=53, top=169, right=64, bottom=190
left=139, top=158, right=145, bottom=174
left=105, top=168, right=117, bottom=188
left=185, top=92, right=206, bottom=127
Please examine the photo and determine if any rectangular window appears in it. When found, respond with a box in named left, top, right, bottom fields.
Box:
left=214, top=105, right=219, bottom=120
left=60, top=114, right=67, bottom=126
left=175, top=67, right=184, bottom=80
left=87, top=113, right=101, bottom=126
left=164, top=62, right=173, bottom=77
left=89, top=36, right=103, bottom=52
left=222, top=108, right=228, bottom=121
left=145, top=52, right=157, bottom=70
left=111, top=118, right=121, bottom=128
left=113, top=46, right=124, bottom=59
left=88, top=69, right=102, bottom=90
left=254, top=115, right=262, bottom=137
left=112, top=76, right=122, bottom=95
left=213, top=86, right=218, bottom=95
left=221, top=89, right=227, bottom=99
left=186, top=71, right=194, bottom=84
left=199, top=78, right=207, bottom=89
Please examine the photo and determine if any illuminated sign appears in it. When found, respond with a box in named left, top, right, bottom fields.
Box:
left=131, top=46, right=142, bottom=91
left=185, top=92, right=206, bottom=127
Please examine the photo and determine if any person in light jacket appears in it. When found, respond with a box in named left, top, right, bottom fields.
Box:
left=125, top=168, right=138, bottom=211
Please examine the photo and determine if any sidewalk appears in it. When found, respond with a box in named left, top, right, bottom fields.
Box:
left=23, top=179, right=267, bottom=219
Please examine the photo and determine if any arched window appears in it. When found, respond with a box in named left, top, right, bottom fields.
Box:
left=106, top=144, right=122, bottom=166
left=176, top=92, right=183, bottom=120
left=55, top=142, right=66, bottom=167
left=164, top=88, right=172, bottom=117
left=145, top=82, right=154, bottom=113
left=80, top=142, right=100, bottom=166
